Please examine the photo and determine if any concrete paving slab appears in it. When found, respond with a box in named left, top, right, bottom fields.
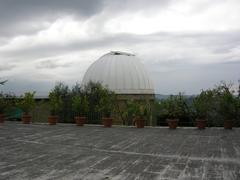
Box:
left=0, top=122, right=240, bottom=180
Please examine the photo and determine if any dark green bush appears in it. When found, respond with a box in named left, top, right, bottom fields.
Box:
left=215, top=82, right=238, bottom=121
left=17, top=92, right=35, bottom=114
left=72, top=95, right=88, bottom=116
left=84, top=81, right=116, bottom=122
left=49, top=90, right=63, bottom=116
left=160, top=93, right=188, bottom=119
left=193, top=89, right=216, bottom=119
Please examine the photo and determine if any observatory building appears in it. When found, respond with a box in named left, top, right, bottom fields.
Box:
left=82, top=51, right=155, bottom=125
left=82, top=51, right=154, bottom=98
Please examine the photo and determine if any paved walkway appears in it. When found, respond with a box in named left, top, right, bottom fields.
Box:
left=0, top=122, right=240, bottom=180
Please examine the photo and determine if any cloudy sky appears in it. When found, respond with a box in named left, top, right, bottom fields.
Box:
left=0, top=0, right=240, bottom=95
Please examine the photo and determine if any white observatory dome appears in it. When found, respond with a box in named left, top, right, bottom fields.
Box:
left=82, top=51, right=154, bottom=94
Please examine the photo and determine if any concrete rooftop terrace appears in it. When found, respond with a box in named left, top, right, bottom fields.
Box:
left=0, top=122, right=240, bottom=180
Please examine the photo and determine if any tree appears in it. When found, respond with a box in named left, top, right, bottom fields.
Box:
left=49, top=90, right=63, bottom=116
left=72, top=95, right=88, bottom=116
left=193, top=89, right=215, bottom=119
left=17, top=92, right=36, bottom=115
left=161, top=93, right=188, bottom=119
left=50, top=82, right=71, bottom=122
left=83, top=81, right=116, bottom=123
left=98, top=88, right=116, bottom=118
left=215, top=82, right=238, bottom=120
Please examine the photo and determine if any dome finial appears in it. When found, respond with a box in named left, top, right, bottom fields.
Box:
left=110, top=51, right=135, bottom=56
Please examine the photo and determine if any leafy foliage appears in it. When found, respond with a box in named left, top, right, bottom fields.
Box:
left=117, top=99, right=152, bottom=125
left=85, top=82, right=116, bottom=117
left=215, top=82, right=238, bottom=120
left=193, top=89, right=216, bottom=119
left=71, top=83, right=83, bottom=96
left=49, top=88, right=63, bottom=116
left=83, top=82, right=106, bottom=123
left=98, top=88, right=116, bottom=117
left=160, top=93, right=188, bottom=119
left=134, top=100, right=152, bottom=119
left=3, top=80, right=239, bottom=127
left=122, top=99, right=138, bottom=125
left=18, top=92, right=35, bottom=114
left=72, top=95, right=88, bottom=116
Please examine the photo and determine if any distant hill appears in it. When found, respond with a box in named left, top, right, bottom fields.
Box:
left=154, top=94, right=170, bottom=100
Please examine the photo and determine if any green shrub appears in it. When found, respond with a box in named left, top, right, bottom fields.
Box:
left=215, top=82, right=238, bottom=120
left=83, top=82, right=114, bottom=123
left=49, top=90, right=63, bottom=116
left=17, top=92, right=35, bottom=114
left=116, top=99, right=136, bottom=125
left=193, top=89, right=215, bottom=119
left=116, top=99, right=152, bottom=125
left=161, top=93, right=188, bottom=119
left=135, top=100, right=152, bottom=119
left=72, top=95, right=88, bottom=116
left=98, top=87, right=116, bottom=118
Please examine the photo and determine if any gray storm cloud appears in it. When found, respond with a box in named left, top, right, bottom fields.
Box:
left=0, top=0, right=173, bottom=37
left=0, top=0, right=240, bottom=95
left=0, top=0, right=104, bottom=36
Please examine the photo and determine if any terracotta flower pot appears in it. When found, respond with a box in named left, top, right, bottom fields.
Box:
left=224, top=120, right=233, bottom=129
left=196, top=119, right=207, bottom=130
left=75, top=116, right=86, bottom=126
left=103, top=117, right=113, bottom=128
left=167, top=119, right=178, bottom=129
left=0, top=114, right=5, bottom=124
left=22, top=114, right=31, bottom=124
left=135, top=118, right=145, bottom=128
left=48, top=115, right=58, bottom=125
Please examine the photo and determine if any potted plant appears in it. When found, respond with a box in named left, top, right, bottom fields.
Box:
left=216, top=83, right=238, bottom=129
left=120, top=99, right=137, bottom=126
left=163, top=94, right=187, bottom=129
left=18, top=92, right=35, bottom=124
left=72, top=95, right=88, bottom=126
left=48, top=91, right=62, bottom=125
left=134, top=101, right=151, bottom=128
left=193, top=90, right=214, bottom=129
left=99, top=90, right=116, bottom=128
left=0, top=93, right=7, bottom=124
left=134, top=103, right=145, bottom=128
